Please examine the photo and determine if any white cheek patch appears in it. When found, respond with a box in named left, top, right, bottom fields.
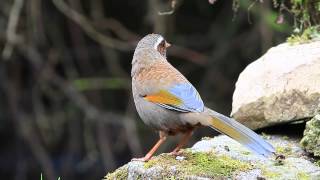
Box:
left=154, top=36, right=164, bottom=50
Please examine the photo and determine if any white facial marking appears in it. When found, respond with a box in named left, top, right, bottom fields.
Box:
left=154, top=36, right=164, bottom=50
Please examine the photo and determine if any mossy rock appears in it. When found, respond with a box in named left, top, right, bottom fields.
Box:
left=300, top=114, right=320, bottom=157
left=143, top=151, right=252, bottom=178
left=105, top=135, right=320, bottom=180
left=105, top=165, right=128, bottom=179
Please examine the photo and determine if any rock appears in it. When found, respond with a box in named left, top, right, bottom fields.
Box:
left=300, top=114, right=320, bottom=157
left=105, top=135, right=320, bottom=180
left=231, top=41, right=320, bottom=129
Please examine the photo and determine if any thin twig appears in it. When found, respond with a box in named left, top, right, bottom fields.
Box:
left=93, top=18, right=139, bottom=41
left=2, top=0, right=24, bottom=60
left=97, top=122, right=117, bottom=170
left=247, top=0, right=257, bottom=24
left=122, top=98, right=143, bottom=156
left=14, top=40, right=125, bottom=126
left=5, top=77, right=56, bottom=180
left=158, top=0, right=177, bottom=16
left=48, top=74, right=126, bottom=126
left=52, top=0, right=134, bottom=51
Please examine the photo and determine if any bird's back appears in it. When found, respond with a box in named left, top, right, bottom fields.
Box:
left=134, top=60, right=188, bottom=90
left=132, top=56, right=202, bottom=134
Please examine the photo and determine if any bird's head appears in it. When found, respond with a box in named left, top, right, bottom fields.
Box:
left=131, top=34, right=171, bottom=77
left=134, top=34, right=171, bottom=57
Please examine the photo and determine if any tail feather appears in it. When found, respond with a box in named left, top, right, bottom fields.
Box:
left=204, top=108, right=275, bottom=157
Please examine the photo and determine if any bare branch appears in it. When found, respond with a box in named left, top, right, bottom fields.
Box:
left=158, top=0, right=177, bottom=16
left=52, top=0, right=134, bottom=51
left=2, top=0, right=24, bottom=60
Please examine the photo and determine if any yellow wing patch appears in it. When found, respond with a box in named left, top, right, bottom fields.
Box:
left=210, top=117, right=243, bottom=140
left=210, top=117, right=252, bottom=146
left=144, top=90, right=182, bottom=105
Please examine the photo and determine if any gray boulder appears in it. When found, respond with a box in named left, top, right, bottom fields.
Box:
left=231, top=41, right=320, bottom=129
left=105, top=135, right=320, bottom=179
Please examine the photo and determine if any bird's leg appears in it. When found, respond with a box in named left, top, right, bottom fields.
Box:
left=170, top=130, right=193, bottom=156
left=132, top=131, right=167, bottom=162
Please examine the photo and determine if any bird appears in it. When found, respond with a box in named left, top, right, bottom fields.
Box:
left=131, top=34, right=275, bottom=162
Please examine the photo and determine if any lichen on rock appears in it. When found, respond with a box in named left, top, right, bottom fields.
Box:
left=104, top=164, right=128, bottom=180
left=142, top=151, right=252, bottom=178
left=105, top=151, right=252, bottom=179
left=300, top=114, right=320, bottom=157
left=105, top=135, right=320, bottom=180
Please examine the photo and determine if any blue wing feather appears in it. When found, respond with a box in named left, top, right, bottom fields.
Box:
left=159, top=83, right=204, bottom=113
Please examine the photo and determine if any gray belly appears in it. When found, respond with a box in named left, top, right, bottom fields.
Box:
left=133, top=95, right=195, bottom=135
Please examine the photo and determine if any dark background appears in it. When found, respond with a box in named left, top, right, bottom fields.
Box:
left=0, top=0, right=295, bottom=179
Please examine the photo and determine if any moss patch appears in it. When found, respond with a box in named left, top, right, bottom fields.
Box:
left=300, top=114, right=320, bottom=157
left=241, top=151, right=251, bottom=155
left=106, top=150, right=251, bottom=179
left=104, top=164, right=128, bottom=180
left=276, top=146, right=293, bottom=156
left=297, top=172, right=310, bottom=180
left=261, top=132, right=271, bottom=140
left=262, top=169, right=281, bottom=179
left=105, top=135, right=320, bottom=179
left=287, top=26, right=320, bottom=45
left=144, top=150, right=252, bottom=178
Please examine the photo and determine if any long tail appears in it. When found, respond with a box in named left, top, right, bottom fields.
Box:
left=203, top=107, right=275, bottom=157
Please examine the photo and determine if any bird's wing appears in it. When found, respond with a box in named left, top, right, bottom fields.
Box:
left=144, top=83, right=204, bottom=113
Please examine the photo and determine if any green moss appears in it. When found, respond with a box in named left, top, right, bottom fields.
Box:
left=287, top=26, right=320, bottom=45
left=165, top=176, right=177, bottom=180
left=143, top=150, right=252, bottom=178
left=282, top=136, right=289, bottom=140
left=262, top=169, right=281, bottom=179
left=300, top=114, right=320, bottom=157
left=104, top=165, right=128, bottom=180
left=136, top=174, right=142, bottom=180
left=241, top=151, right=251, bottom=155
left=297, top=172, right=310, bottom=180
left=274, top=159, right=285, bottom=166
left=261, top=132, right=271, bottom=140
left=276, top=146, right=292, bottom=156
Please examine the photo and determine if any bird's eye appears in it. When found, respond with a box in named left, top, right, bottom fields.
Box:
left=159, top=40, right=165, bottom=48
left=157, top=40, right=166, bottom=56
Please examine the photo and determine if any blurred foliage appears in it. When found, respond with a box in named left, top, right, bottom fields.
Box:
left=0, top=0, right=318, bottom=180
left=285, top=0, right=320, bottom=43
left=287, top=25, right=320, bottom=44
left=273, top=0, right=320, bottom=42
left=73, top=78, right=129, bottom=91
left=289, top=0, right=320, bottom=30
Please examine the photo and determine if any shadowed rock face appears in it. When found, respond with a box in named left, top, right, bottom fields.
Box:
left=105, top=135, right=320, bottom=179
left=231, top=41, right=320, bottom=129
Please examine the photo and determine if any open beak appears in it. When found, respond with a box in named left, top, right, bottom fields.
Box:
left=165, top=41, right=171, bottom=48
